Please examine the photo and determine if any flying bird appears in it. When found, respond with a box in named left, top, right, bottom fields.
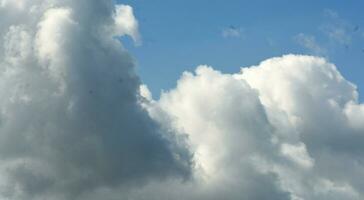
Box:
left=353, top=25, right=359, bottom=32
left=229, top=25, right=237, bottom=30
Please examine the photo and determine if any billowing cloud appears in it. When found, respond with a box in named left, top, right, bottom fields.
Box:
left=1, top=0, right=364, bottom=200
left=113, top=4, right=142, bottom=45
left=138, top=55, right=364, bottom=200
left=0, top=0, right=190, bottom=199
left=235, top=55, right=364, bottom=199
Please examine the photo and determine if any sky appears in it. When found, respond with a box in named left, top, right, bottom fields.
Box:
left=0, top=1, right=364, bottom=200
left=119, top=0, right=364, bottom=100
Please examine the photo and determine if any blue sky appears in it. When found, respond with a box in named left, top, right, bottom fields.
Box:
left=2, top=1, right=364, bottom=199
left=118, top=0, right=364, bottom=100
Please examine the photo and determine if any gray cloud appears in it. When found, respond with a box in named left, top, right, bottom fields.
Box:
left=1, top=1, right=364, bottom=200
left=0, top=0, right=191, bottom=199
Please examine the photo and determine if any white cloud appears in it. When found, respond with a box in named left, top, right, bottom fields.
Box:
left=113, top=4, right=142, bottom=45
left=35, top=7, right=77, bottom=85
left=344, top=102, right=364, bottom=130
left=138, top=54, right=364, bottom=200
left=280, top=143, right=314, bottom=169
left=1, top=0, right=364, bottom=200
left=0, top=0, right=25, bottom=9
left=222, top=26, right=244, bottom=38
left=321, top=9, right=352, bottom=45
left=294, top=33, right=327, bottom=55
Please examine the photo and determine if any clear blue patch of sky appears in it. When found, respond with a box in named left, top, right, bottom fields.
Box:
left=117, top=0, right=364, bottom=101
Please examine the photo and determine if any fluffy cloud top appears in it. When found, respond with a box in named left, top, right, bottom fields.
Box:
left=139, top=55, right=364, bottom=200
left=0, top=0, right=364, bottom=200
left=113, top=4, right=141, bottom=45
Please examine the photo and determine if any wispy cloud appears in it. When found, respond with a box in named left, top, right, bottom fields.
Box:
left=294, top=33, right=327, bottom=55
left=321, top=9, right=352, bottom=46
left=295, top=9, right=361, bottom=56
left=222, top=26, right=244, bottom=38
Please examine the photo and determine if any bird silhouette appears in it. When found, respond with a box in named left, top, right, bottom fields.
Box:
left=353, top=26, right=359, bottom=32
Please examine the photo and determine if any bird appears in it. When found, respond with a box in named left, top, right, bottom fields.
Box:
left=353, top=26, right=359, bottom=32
left=229, top=25, right=237, bottom=30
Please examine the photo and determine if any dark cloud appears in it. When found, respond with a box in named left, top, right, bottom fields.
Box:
left=1, top=1, right=364, bottom=200
left=0, top=0, right=191, bottom=199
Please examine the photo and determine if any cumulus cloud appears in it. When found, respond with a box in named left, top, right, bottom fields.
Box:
left=137, top=55, right=364, bottom=200
left=1, top=1, right=364, bottom=200
left=235, top=55, right=364, bottom=200
left=0, top=0, right=190, bottom=199
left=113, top=4, right=142, bottom=45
